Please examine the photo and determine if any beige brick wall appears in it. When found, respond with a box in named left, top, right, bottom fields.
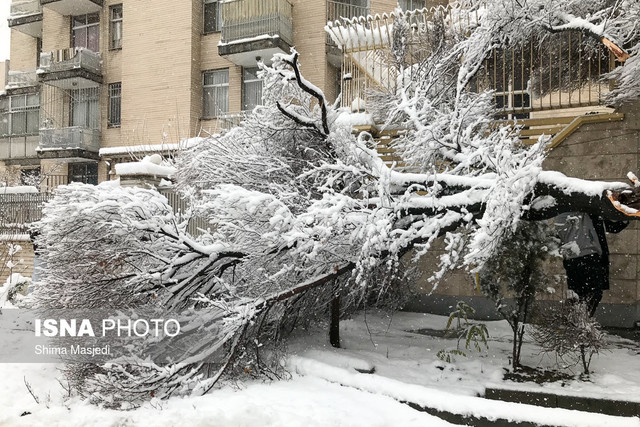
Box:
left=9, top=30, right=38, bottom=71
left=41, top=9, right=70, bottom=52
left=116, top=0, right=196, bottom=148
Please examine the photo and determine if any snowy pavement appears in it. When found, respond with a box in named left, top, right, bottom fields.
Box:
left=1, top=311, right=639, bottom=426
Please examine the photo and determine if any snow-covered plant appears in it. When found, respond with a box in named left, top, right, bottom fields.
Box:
left=479, top=221, right=558, bottom=369
left=531, top=301, right=606, bottom=375
left=437, top=301, right=489, bottom=363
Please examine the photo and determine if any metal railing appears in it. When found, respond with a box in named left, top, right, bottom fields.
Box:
left=39, top=48, right=102, bottom=76
left=6, top=69, right=38, bottom=89
left=327, top=4, right=616, bottom=114
left=326, top=1, right=370, bottom=46
left=216, top=110, right=251, bottom=131
left=9, top=0, right=42, bottom=18
left=159, top=190, right=210, bottom=237
left=39, top=127, right=101, bottom=153
left=0, top=193, right=51, bottom=234
left=221, top=0, right=293, bottom=46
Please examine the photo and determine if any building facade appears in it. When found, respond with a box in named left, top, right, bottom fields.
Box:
left=2, top=0, right=441, bottom=190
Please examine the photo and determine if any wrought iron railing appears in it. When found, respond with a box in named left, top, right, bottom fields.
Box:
left=216, top=110, right=251, bottom=131
left=221, top=0, right=293, bottom=46
left=326, top=1, right=370, bottom=46
left=0, top=193, right=50, bottom=234
left=326, top=5, right=616, bottom=114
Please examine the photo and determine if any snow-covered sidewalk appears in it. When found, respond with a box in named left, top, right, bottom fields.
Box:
left=1, top=311, right=639, bottom=426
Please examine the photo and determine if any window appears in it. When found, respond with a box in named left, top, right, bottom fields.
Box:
left=242, top=67, right=263, bottom=112
left=70, top=88, right=100, bottom=129
left=399, top=0, right=426, bottom=11
left=203, top=69, right=229, bottom=118
left=0, top=94, right=40, bottom=137
left=110, top=5, right=123, bottom=50
left=68, top=162, right=98, bottom=185
left=204, top=0, right=222, bottom=34
left=72, top=13, right=100, bottom=52
left=108, top=83, right=122, bottom=127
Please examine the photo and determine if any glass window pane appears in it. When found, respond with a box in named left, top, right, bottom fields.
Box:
left=73, top=27, right=87, bottom=49
left=204, top=1, right=220, bottom=33
left=87, top=13, right=100, bottom=24
left=0, top=113, right=8, bottom=136
left=11, top=96, right=25, bottom=109
left=73, top=15, right=86, bottom=27
left=87, top=25, right=100, bottom=52
left=111, top=21, right=122, bottom=49
left=12, top=112, right=27, bottom=135
left=27, top=110, right=39, bottom=134
left=111, top=5, right=123, bottom=20
left=27, top=93, right=39, bottom=107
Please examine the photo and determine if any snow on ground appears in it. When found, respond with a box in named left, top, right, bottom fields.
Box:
left=1, top=311, right=639, bottom=426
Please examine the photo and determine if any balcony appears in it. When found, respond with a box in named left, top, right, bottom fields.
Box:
left=6, top=70, right=38, bottom=91
left=40, top=0, right=102, bottom=16
left=7, top=0, right=43, bottom=38
left=38, top=127, right=100, bottom=160
left=218, top=0, right=293, bottom=67
left=38, top=48, right=102, bottom=89
left=0, top=136, right=40, bottom=162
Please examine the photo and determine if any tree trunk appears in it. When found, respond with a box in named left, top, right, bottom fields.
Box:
left=330, top=295, right=341, bottom=348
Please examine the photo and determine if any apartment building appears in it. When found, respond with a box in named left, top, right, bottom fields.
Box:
left=1, top=0, right=444, bottom=189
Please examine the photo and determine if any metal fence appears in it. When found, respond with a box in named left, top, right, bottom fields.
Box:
left=221, top=0, right=293, bottom=46
left=0, top=193, right=51, bottom=235
left=0, top=188, right=209, bottom=237
left=327, top=4, right=617, bottom=114
left=158, top=189, right=210, bottom=237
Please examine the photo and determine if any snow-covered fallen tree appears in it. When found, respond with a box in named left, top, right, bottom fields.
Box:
left=32, top=0, right=640, bottom=407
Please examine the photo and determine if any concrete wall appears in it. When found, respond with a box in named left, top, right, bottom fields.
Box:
left=0, top=61, right=5, bottom=90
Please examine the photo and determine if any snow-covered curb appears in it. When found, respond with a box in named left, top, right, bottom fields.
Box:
left=288, top=356, right=640, bottom=427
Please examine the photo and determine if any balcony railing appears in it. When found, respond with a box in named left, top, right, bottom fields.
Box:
left=220, top=0, right=293, bottom=46
left=39, top=48, right=102, bottom=77
left=216, top=110, right=251, bottom=131
left=326, top=1, right=370, bottom=46
left=9, top=0, right=42, bottom=18
left=39, top=127, right=101, bottom=153
left=327, top=6, right=616, bottom=114
left=6, top=70, right=38, bottom=89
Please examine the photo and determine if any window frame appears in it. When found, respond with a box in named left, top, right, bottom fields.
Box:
left=202, top=69, right=229, bottom=119
left=203, top=0, right=222, bottom=35
left=242, top=67, right=264, bottom=112
left=109, top=4, right=123, bottom=50
left=108, top=82, right=122, bottom=128
left=71, top=13, right=100, bottom=52
left=70, top=88, right=100, bottom=129
left=0, top=94, right=40, bottom=138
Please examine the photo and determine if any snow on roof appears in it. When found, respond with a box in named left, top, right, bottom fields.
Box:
left=99, top=137, right=204, bottom=157
left=217, top=34, right=280, bottom=47
left=0, top=186, right=39, bottom=194
left=115, top=155, right=176, bottom=178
